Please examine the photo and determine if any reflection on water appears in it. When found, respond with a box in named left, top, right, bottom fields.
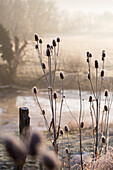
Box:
left=0, top=89, right=113, bottom=136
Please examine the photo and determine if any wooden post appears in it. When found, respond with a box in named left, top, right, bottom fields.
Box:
left=14, top=107, right=30, bottom=170
left=19, top=107, right=30, bottom=135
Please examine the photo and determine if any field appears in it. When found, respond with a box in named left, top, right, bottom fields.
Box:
left=1, top=35, right=113, bottom=169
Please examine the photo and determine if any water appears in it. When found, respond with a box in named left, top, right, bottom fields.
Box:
left=0, top=89, right=113, bottom=135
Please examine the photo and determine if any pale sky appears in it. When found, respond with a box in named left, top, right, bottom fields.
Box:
left=54, top=0, right=113, bottom=14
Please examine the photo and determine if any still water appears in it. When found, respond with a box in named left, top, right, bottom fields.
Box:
left=0, top=89, right=113, bottom=135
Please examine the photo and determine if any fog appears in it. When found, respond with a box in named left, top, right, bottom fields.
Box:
left=0, top=0, right=113, bottom=87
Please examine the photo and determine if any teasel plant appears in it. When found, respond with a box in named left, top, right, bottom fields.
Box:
left=86, top=50, right=113, bottom=159
left=34, top=34, right=66, bottom=155
left=100, top=89, right=113, bottom=153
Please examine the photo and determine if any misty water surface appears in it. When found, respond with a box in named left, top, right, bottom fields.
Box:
left=0, top=89, right=113, bottom=135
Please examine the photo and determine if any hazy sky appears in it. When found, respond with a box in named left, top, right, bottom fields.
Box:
left=54, top=0, right=113, bottom=14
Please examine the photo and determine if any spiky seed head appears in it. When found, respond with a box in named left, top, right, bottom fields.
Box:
left=53, top=92, right=58, bottom=99
left=104, top=90, right=108, bottom=97
left=41, top=151, right=59, bottom=170
left=80, top=122, right=84, bottom=128
left=89, top=96, right=93, bottom=102
left=102, top=50, right=106, bottom=58
left=88, top=73, right=90, bottom=80
left=60, top=129, right=63, bottom=135
left=33, top=86, right=37, bottom=94
left=87, top=58, right=89, bottom=63
left=39, top=39, right=42, bottom=43
left=50, top=45, right=53, bottom=49
left=42, top=63, right=46, bottom=69
left=2, top=135, right=27, bottom=166
left=101, top=70, right=104, bottom=77
left=102, top=136, right=106, bottom=144
left=42, top=110, right=45, bottom=115
left=57, top=37, right=60, bottom=43
left=60, top=72, right=64, bottom=79
left=89, top=53, right=92, bottom=58
left=87, top=51, right=89, bottom=57
left=65, top=148, right=69, bottom=154
left=95, top=60, right=98, bottom=68
left=104, top=105, right=108, bottom=112
left=64, top=125, right=69, bottom=132
left=52, top=141, right=55, bottom=147
left=102, top=56, right=104, bottom=61
left=47, top=44, right=50, bottom=48
left=52, top=40, right=56, bottom=47
left=34, top=33, right=38, bottom=41
left=29, top=131, right=42, bottom=156
left=35, top=44, right=38, bottom=49
left=46, top=48, right=50, bottom=57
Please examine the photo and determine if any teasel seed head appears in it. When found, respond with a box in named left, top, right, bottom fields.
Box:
left=102, top=50, right=106, bottom=58
left=89, top=53, right=92, bottom=58
left=41, top=151, right=60, bottom=170
left=33, top=86, right=37, bottom=94
left=39, top=39, right=42, bottom=44
left=101, top=70, right=104, bottom=77
left=60, top=72, right=64, bottom=79
left=42, top=63, right=46, bottom=69
left=2, top=135, right=27, bottom=166
left=88, top=73, right=90, bottom=80
left=65, top=148, right=69, bottom=154
left=47, top=44, right=50, bottom=48
left=104, top=105, right=108, bottom=112
left=29, top=130, right=43, bottom=156
left=52, top=141, right=55, bottom=147
left=95, top=60, right=98, bottom=68
left=34, top=33, right=38, bottom=41
left=104, top=90, right=108, bottom=97
left=46, top=48, right=50, bottom=57
left=35, top=44, right=38, bottom=49
left=53, top=92, right=58, bottom=99
left=87, top=51, right=89, bottom=57
left=64, top=125, right=69, bottom=132
left=50, top=45, right=53, bottom=49
left=57, top=37, right=60, bottom=43
left=102, top=56, right=104, bottom=61
left=89, top=96, right=93, bottom=102
left=42, top=110, right=45, bottom=116
left=87, top=58, right=89, bottom=63
left=60, top=129, right=63, bottom=135
left=102, top=136, right=106, bottom=144
left=52, top=40, right=56, bottom=47
left=80, top=122, right=84, bottom=128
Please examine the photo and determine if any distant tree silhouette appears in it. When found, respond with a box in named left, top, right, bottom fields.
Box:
left=0, top=24, right=27, bottom=84
left=0, top=24, right=14, bottom=63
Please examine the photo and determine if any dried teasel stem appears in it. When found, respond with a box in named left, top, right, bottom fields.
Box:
left=77, top=79, right=83, bottom=170
left=50, top=88, right=57, bottom=152
left=57, top=72, right=64, bottom=140
left=33, top=87, right=49, bottom=130
left=35, top=35, right=49, bottom=87
left=65, top=148, right=71, bottom=169
left=53, top=38, right=60, bottom=87
left=53, top=92, right=58, bottom=127
left=89, top=96, right=95, bottom=153
left=64, top=99, right=78, bottom=126
left=87, top=53, right=96, bottom=99
left=60, top=129, right=64, bottom=159
left=95, top=99, right=99, bottom=158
